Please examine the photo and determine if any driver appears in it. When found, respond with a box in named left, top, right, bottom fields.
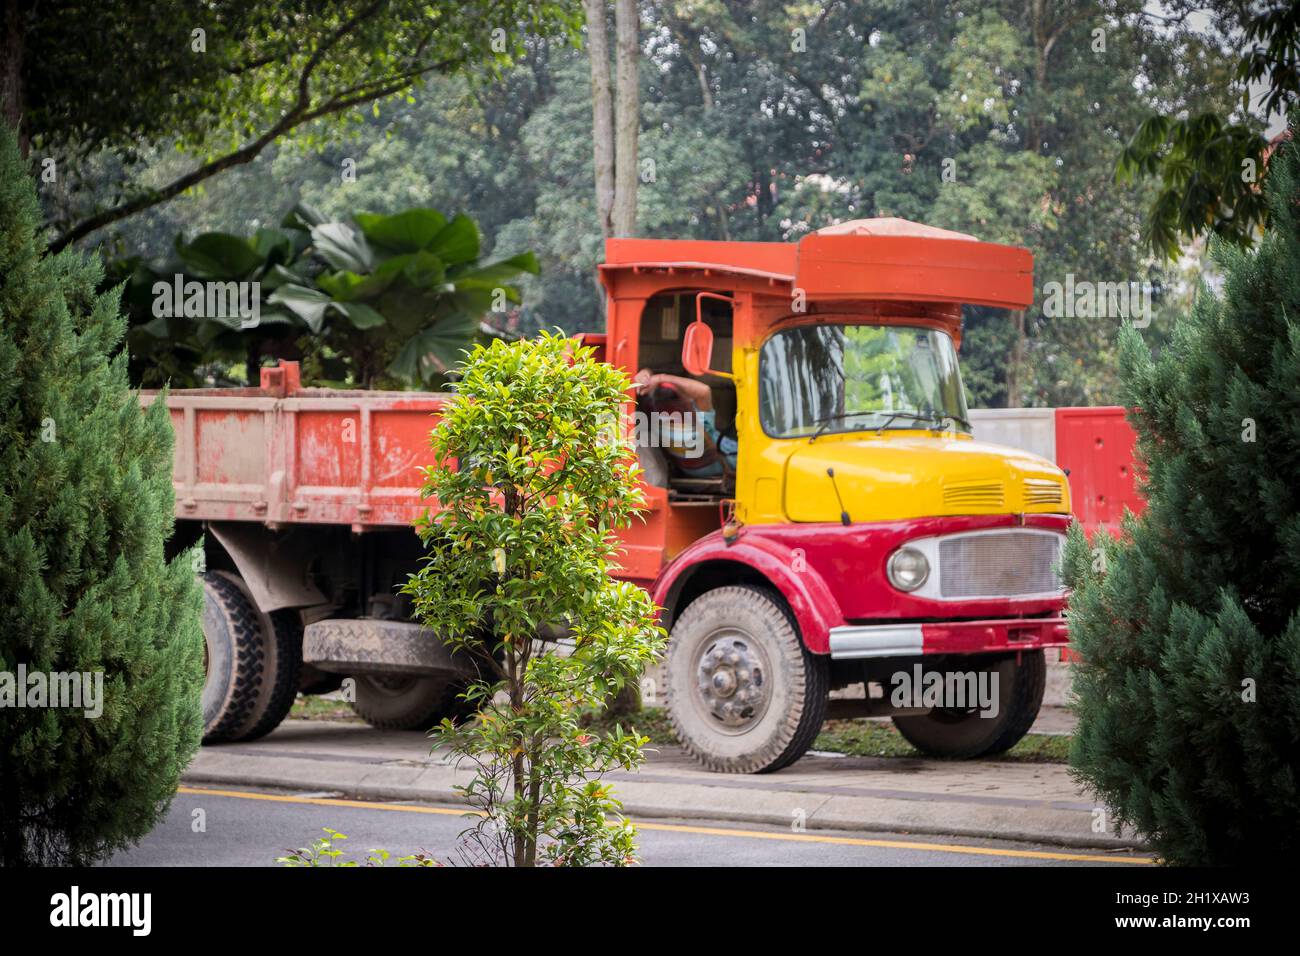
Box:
left=632, top=369, right=738, bottom=477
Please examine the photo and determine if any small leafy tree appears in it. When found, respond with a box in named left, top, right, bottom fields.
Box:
left=403, top=332, right=663, bottom=867
left=0, top=127, right=204, bottom=865
left=1062, top=122, right=1300, bottom=865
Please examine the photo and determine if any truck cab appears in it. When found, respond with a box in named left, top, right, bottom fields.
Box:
left=597, top=219, right=1072, bottom=772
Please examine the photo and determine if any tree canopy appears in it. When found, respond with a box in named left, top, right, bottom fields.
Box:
left=3, top=0, right=581, bottom=250
left=35, top=0, right=1259, bottom=406
left=1115, top=1, right=1297, bottom=259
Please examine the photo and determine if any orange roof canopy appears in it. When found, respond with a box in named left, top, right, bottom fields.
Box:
left=602, top=217, right=1033, bottom=310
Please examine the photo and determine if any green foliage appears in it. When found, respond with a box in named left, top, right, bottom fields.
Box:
left=278, top=828, right=440, bottom=867
left=1062, top=124, right=1300, bottom=865
left=272, top=207, right=539, bottom=385
left=23, top=1, right=583, bottom=249
left=117, top=210, right=313, bottom=386
left=812, top=720, right=1072, bottom=764
left=115, top=204, right=537, bottom=388
left=1116, top=1, right=1297, bottom=259
left=67, top=1, right=1248, bottom=405
left=1116, top=113, right=1269, bottom=260
left=0, top=127, right=204, bottom=865
left=403, top=332, right=664, bottom=866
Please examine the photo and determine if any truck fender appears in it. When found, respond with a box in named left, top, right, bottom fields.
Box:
left=651, top=532, right=844, bottom=654
left=207, top=522, right=327, bottom=613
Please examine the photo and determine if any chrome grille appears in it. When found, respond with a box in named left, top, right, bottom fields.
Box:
left=938, top=531, right=1063, bottom=598
left=1024, top=478, right=1064, bottom=507
left=943, top=481, right=1004, bottom=510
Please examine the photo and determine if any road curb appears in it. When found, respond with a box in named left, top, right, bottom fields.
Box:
left=181, top=752, right=1145, bottom=852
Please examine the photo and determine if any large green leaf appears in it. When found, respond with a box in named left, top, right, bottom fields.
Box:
left=174, top=232, right=264, bottom=279
left=450, top=251, right=540, bottom=285
left=282, top=202, right=327, bottom=233
left=389, top=314, right=478, bottom=383
left=267, top=284, right=332, bottom=333
left=262, top=263, right=309, bottom=292
left=396, top=250, right=449, bottom=288
left=252, top=227, right=294, bottom=266
left=426, top=214, right=481, bottom=265
left=311, top=222, right=374, bottom=273
left=317, top=265, right=405, bottom=301
left=355, top=209, right=448, bottom=253
left=329, top=301, right=387, bottom=329
left=315, top=270, right=367, bottom=301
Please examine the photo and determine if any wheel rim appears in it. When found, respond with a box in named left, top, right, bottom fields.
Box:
left=362, top=675, right=418, bottom=698
left=691, top=628, right=772, bottom=734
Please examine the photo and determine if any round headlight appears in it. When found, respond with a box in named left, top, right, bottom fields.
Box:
left=887, top=547, right=930, bottom=592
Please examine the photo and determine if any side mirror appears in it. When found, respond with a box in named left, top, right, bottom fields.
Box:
left=682, top=321, right=715, bottom=377
left=680, top=292, right=734, bottom=378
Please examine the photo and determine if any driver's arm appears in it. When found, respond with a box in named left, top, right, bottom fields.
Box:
left=632, top=369, right=715, bottom=411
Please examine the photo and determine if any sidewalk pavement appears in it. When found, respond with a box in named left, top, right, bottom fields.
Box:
left=182, top=715, right=1140, bottom=851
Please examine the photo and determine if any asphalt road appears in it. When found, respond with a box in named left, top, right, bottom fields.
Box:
left=104, top=786, right=1151, bottom=868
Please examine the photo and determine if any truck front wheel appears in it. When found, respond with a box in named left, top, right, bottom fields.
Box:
left=891, top=650, right=1046, bottom=758
left=666, top=586, right=828, bottom=774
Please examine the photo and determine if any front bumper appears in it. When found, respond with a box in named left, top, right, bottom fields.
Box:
left=828, top=617, right=1069, bottom=659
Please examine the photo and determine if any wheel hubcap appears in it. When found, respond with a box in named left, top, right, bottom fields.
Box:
left=695, top=635, right=769, bottom=731
left=365, top=675, right=417, bottom=698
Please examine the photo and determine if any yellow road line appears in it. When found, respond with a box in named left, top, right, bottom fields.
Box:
left=179, top=785, right=480, bottom=817
left=178, top=785, right=1152, bottom=865
left=630, top=820, right=1152, bottom=864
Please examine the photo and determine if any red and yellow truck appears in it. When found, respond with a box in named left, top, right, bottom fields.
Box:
left=150, top=218, right=1138, bottom=773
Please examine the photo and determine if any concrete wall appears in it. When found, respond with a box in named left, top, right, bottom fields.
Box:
left=968, top=407, right=1057, bottom=462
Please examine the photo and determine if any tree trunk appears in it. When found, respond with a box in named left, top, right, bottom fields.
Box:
left=506, top=645, right=530, bottom=867
left=1006, top=309, right=1026, bottom=407
left=1013, top=0, right=1055, bottom=409
left=1, top=0, right=28, bottom=157
left=584, top=0, right=615, bottom=239
left=611, top=0, right=639, bottom=237
left=523, top=745, right=542, bottom=867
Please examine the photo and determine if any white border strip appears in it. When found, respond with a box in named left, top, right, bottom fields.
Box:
left=828, top=624, right=924, bottom=659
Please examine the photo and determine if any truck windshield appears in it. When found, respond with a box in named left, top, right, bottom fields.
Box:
left=759, top=323, right=969, bottom=438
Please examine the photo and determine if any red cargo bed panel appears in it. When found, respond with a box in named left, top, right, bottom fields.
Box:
left=1054, top=407, right=1145, bottom=534
left=144, top=385, right=448, bottom=529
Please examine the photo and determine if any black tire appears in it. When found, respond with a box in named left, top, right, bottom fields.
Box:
left=666, top=585, right=828, bottom=774
left=233, top=607, right=303, bottom=742
left=200, top=572, right=266, bottom=743
left=303, top=618, right=466, bottom=677
left=891, top=650, right=1046, bottom=758
left=349, top=675, right=470, bottom=731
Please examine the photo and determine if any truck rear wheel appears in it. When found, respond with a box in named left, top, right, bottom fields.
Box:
left=200, top=572, right=266, bottom=743
left=234, top=606, right=303, bottom=742
left=891, top=650, right=1046, bottom=758
left=666, top=586, right=828, bottom=774
left=350, top=676, right=468, bottom=731
left=200, top=572, right=302, bottom=744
